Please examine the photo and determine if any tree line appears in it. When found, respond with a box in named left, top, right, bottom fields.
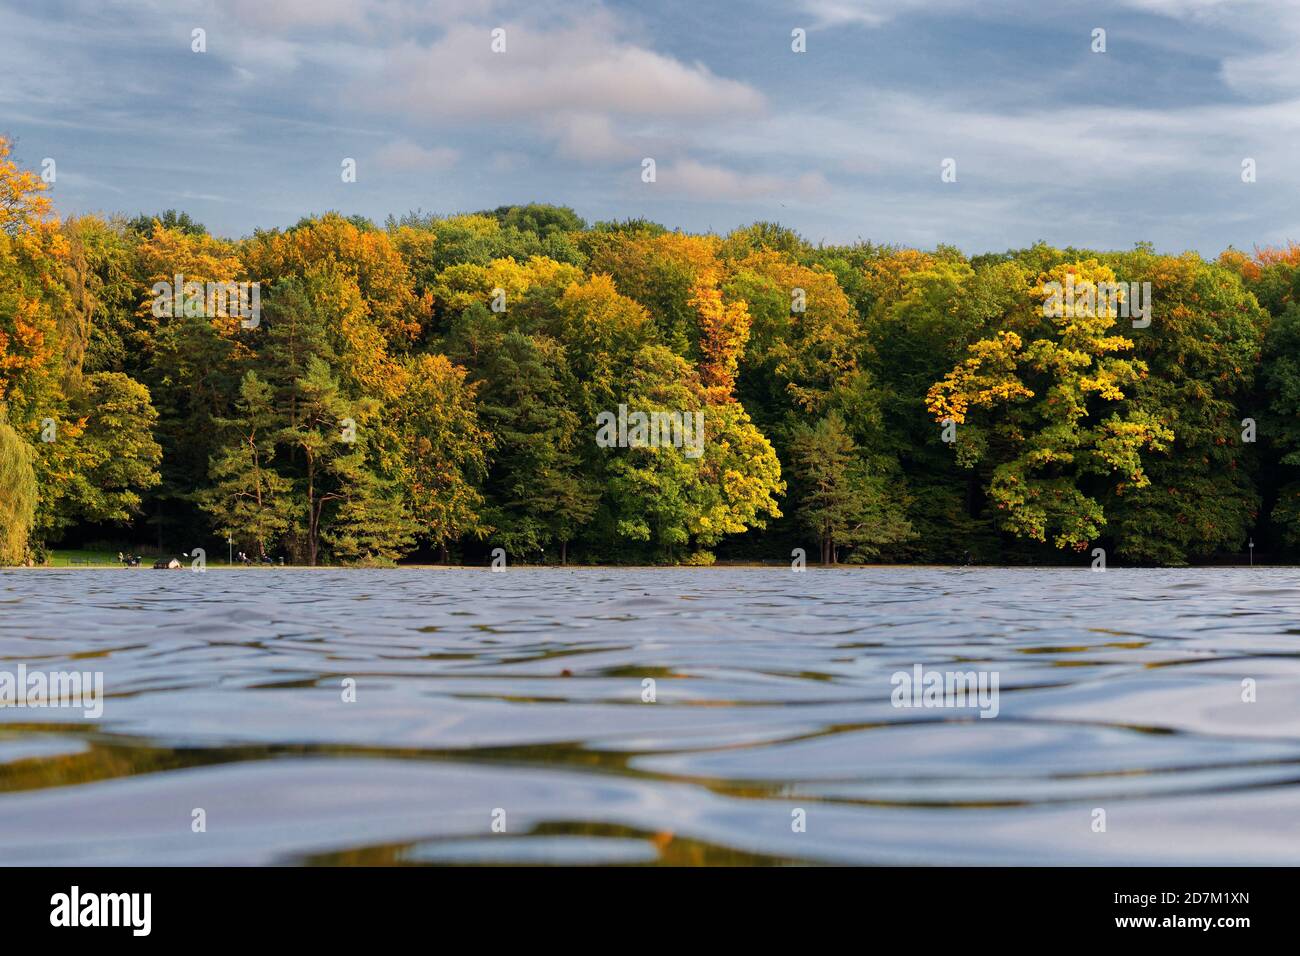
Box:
left=2, top=136, right=1298, bottom=567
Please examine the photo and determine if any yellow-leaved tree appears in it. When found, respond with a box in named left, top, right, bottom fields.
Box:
left=926, top=260, right=1172, bottom=549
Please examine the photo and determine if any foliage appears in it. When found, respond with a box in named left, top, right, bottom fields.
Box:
left=0, top=136, right=1292, bottom=567
left=0, top=411, right=37, bottom=564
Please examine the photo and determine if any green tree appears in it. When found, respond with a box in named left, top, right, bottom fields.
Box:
left=1263, top=300, right=1300, bottom=545
left=1102, top=252, right=1266, bottom=564
left=602, top=346, right=784, bottom=563
left=276, top=356, right=372, bottom=564
left=470, top=328, right=597, bottom=558
left=320, top=452, right=416, bottom=565
left=33, top=372, right=162, bottom=542
left=789, top=411, right=911, bottom=564
left=199, top=371, right=294, bottom=559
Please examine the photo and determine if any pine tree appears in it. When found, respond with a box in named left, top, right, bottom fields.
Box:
left=320, top=459, right=416, bottom=565
left=457, top=325, right=597, bottom=559
left=276, top=356, right=353, bottom=565
left=790, top=411, right=911, bottom=564
left=199, top=371, right=293, bottom=559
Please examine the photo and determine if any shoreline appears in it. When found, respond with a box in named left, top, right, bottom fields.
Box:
left=3, top=562, right=1285, bottom=571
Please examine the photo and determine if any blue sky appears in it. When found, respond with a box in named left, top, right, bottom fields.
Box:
left=2, top=0, right=1297, bottom=254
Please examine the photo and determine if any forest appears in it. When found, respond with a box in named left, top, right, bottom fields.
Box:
left=3, top=135, right=1299, bottom=568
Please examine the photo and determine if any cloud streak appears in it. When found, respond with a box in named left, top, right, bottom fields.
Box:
left=4, top=0, right=1299, bottom=252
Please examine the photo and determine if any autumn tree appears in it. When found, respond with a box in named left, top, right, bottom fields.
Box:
left=926, top=260, right=1171, bottom=551
left=690, top=269, right=751, bottom=403
left=391, top=353, right=492, bottom=561
left=583, top=231, right=720, bottom=355
left=601, top=345, right=784, bottom=563
left=0, top=135, right=66, bottom=420
left=244, top=213, right=428, bottom=344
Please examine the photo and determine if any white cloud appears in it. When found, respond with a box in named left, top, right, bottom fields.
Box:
left=1116, top=0, right=1243, bottom=15
left=489, top=151, right=526, bottom=171
left=367, top=19, right=763, bottom=122
left=1222, top=48, right=1300, bottom=97
left=800, top=0, right=1274, bottom=30
left=50, top=171, right=127, bottom=195
left=657, top=160, right=829, bottom=201
left=547, top=113, right=641, bottom=163
left=214, top=0, right=508, bottom=32
left=798, top=0, right=968, bottom=28
left=357, top=14, right=765, bottom=164
left=701, top=86, right=1300, bottom=191
left=20, top=0, right=1299, bottom=251
left=374, top=140, right=460, bottom=171
left=218, top=0, right=372, bottom=29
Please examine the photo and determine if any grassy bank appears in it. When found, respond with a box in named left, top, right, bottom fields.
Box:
left=45, top=549, right=127, bottom=567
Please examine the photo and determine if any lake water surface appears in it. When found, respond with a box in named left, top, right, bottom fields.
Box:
left=2, top=566, right=1299, bottom=865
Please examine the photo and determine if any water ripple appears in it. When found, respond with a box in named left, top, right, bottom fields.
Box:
left=1, top=566, right=1298, bottom=865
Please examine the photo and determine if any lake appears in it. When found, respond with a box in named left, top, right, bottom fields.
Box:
left=2, top=566, right=1298, bottom=865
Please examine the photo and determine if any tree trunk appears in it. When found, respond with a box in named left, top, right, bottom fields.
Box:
left=307, top=454, right=318, bottom=567
left=252, top=436, right=266, bottom=558
left=561, top=540, right=568, bottom=565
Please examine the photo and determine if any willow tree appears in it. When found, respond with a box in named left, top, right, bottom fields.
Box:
left=0, top=414, right=36, bottom=564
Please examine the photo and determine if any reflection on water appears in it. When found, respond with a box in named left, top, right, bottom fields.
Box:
left=2, top=566, right=1300, bottom=865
